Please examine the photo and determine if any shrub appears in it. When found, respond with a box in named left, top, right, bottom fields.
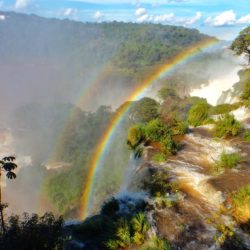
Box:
left=171, top=119, right=188, bottom=135
left=244, top=130, right=250, bottom=142
left=160, top=136, right=179, bottom=155
left=218, top=152, right=240, bottom=169
left=143, top=170, right=178, bottom=197
left=188, top=102, right=210, bottom=127
left=209, top=103, right=237, bottom=115
left=241, top=81, right=250, bottom=100
left=144, top=119, right=171, bottom=142
left=231, top=185, right=250, bottom=223
left=127, top=125, right=145, bottom=148
left=214, top=114, right=241, bottom=138
left=105, top=213, right=150, bottom=250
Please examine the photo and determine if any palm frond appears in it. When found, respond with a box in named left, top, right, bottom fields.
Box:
left=2, top=162, right=18, bottom=171
left=6, top=171, right=17, bottom=179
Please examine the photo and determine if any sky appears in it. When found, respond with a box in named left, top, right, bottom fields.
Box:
left=0, top=0, right=250, bottom=40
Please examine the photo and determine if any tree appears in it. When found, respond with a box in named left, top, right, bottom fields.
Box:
left=131, top=97, right=159, bottom=123
left=231, top=26, right=250, bottom=64
left=0, top=156, right=18, bottom=233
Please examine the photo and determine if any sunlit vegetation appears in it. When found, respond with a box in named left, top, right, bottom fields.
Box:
left=230, top=185, right=250, bottom=223
left=142, top=236, right=172, bottom=250
left=152, top=153, right=167, bottom=163
left=214, top=114, right=242, bottom=138
left=216, top=152, right=240, bottom=169
left=0, top=213, right=64, bottom=250
left=105, top=212, right=150, bottom=249
left=188, top=101, right=210, bottom=127
left=127, top=119, right=179, bottom=158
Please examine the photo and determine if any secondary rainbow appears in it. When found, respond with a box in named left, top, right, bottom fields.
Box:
left=80, top=37, right=219, bottom=219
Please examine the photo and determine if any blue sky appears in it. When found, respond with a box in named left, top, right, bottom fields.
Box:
left=0, top=0, right=250, bottom=40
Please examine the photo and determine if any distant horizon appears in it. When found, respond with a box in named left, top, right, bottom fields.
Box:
left=0, top=0, right=249, bottom=40
left=0, top=10, right=240, bottom=42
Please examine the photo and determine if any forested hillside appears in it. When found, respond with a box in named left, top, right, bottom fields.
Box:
left=0, top=11, right=215, bottom=116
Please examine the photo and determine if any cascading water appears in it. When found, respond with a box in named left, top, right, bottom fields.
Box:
left=190, top=65, right=242, bottom=105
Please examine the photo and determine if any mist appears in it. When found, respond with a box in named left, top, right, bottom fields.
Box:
left=0, top=11, right=245, bottom=218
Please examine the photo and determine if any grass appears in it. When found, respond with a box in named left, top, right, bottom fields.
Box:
left=217, top=152, right=240, bottom=169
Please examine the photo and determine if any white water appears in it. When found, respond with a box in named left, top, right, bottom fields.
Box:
left=190, top=66, right=242, bottom=105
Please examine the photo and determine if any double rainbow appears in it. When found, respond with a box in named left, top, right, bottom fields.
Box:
left=80, top=37, right=218, bottom=219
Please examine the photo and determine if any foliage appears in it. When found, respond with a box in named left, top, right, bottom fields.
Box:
left=231, top=26, right=250, bottom=63
left=244, top=130, right=250, bottom=141
left=217, top=152, right=240, bottom=169
left=0, top=213, right=64, bottom=250
left=105, top=212, right=150, bottom=250
left=158, top=87, right=177, bottom=101
left=188, top=101, right=210, bottom=127
left=152, top=153, right=167, bottom=163
left=143, top=170, right=178, bottom=197
left=214, top=114, right=242, bottom=138
left=230, top=185, right=250, bottom=223
left=144, top=119, right=171, bottom=142
left=241, top=81, right=250, bottom=100
left=142, top=236, right=171, bottom=250
left=209, top=103, right=238, bottom=115
left=131, top=97, right=159, bottom=123
left=127, top=125, right=145, bottom=149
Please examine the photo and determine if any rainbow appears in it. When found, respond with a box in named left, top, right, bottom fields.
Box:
left=80, top=37, right=219, bottom=219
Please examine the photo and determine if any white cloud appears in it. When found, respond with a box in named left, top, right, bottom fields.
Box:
left=185, top=11, right=201, bottom=25
left=206, top=10, right=236, bottom=26
left=154, top=13, right=174, bottom=23
left=237, top=14, right=250, bottom=24
left=93, top=10, right=104, bottom=20
left=135, top=7, right=147, bottom=16
left=137, top=14, right=150, bottom=23
left=15, top=0, right=30, bottom=10
left=0, top=15, right=5, bottom=21
left=61, top=8, right=77, bottom=17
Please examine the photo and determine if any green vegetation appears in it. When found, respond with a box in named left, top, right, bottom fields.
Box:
left=216, top=152, right=240, bottom=170
left=209, top=103, right=239, bottom=115
left=241, top=81, right=250, bottom=100
left=152, top=153, right=167, bottom=163
left=0, top=156, right=18, bottom=233
left=244, top=130, right=250, bottom=141
left=142, top=236, right=172, bottom=250
left=0, top=213, right=64, bottom=250
left=130, top=97, right=160, bottom=123
left=230, top=185, right=250, bottom=223
left=105, top=212, right=150, bottom=249
left=188, top=101, right=210, bottom=127
left=143, top=170, right=178, bottom=198
left=231, top=26, right=250, bottom=63
left=214, top=114, right=241, bottom=138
